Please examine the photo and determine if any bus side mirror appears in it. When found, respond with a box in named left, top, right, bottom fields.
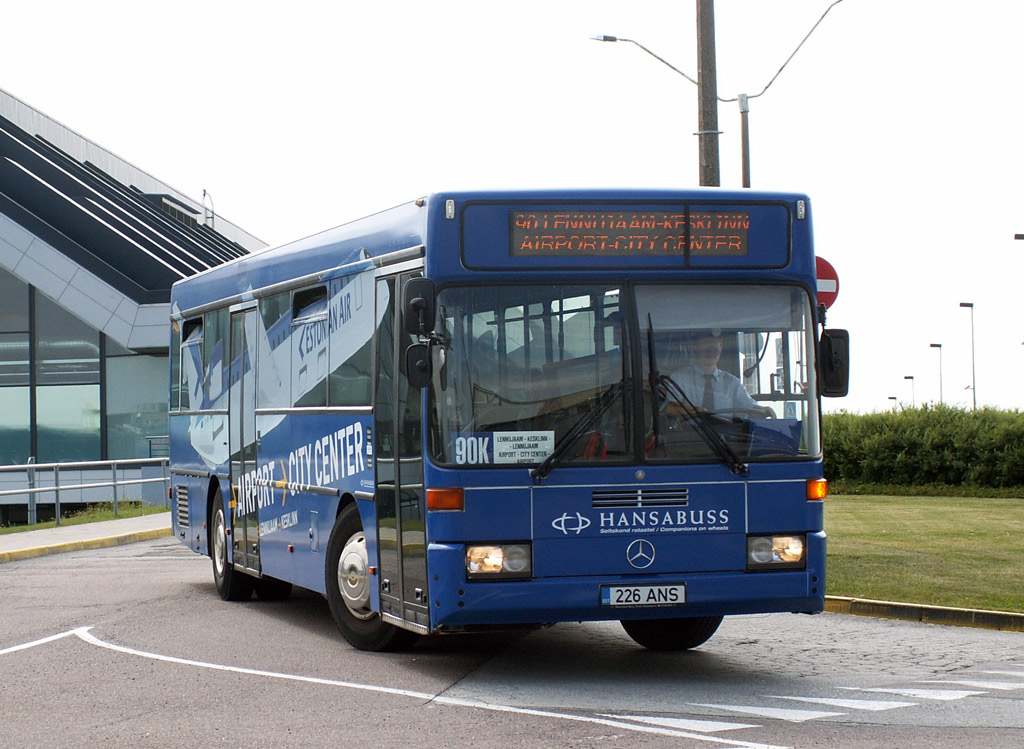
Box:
left=406, top=343, right=432, bottom=388
left=819, top=328, right=850, bottom=398
left=403, top=277, right=436, bottom=336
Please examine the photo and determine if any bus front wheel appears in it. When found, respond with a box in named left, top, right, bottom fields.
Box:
left=620, top=615, right=723, bottom=651
left=325, top=503, right=418, bottom=652
left=210, top=499, right=255, bottom=602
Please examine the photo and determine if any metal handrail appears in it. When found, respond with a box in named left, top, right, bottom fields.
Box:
left=0, top=457, right=169, bottom=526
left=0, top=457, right=165, bottom=473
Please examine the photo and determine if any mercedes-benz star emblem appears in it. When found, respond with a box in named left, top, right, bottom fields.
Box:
left=626, top=539, right=655, bottom=569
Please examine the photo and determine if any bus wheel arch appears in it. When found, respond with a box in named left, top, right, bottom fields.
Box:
left=620, top=615, right=723, bottom=651
left=325, top=501, right=417, bottom=651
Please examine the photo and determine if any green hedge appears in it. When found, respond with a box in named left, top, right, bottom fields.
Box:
left=823, top=405, right=1024, bottom=489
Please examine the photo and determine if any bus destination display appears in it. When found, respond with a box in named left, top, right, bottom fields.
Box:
left=510, top=210, right=750, bottom=257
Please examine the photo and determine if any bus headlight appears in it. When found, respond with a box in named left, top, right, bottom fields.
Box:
left=466, top=543, right=532, bottom=579
left=746, top=535, right=806, bottom=570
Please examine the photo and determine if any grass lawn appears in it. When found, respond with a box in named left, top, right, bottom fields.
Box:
left=826, top=494, right=1024, bottom=613
left=0, top=502, right=168, bottom=536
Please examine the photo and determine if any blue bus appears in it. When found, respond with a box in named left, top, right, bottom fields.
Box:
left=169, top=188, right=849, bottom=652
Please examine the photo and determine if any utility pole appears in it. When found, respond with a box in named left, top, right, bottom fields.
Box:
left=696, top=0, right=721, bottom=186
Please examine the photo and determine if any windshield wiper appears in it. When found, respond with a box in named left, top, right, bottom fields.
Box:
left=646, top=317, right=661, bottom=449
left=660, top=374, right=749, bottom=476
left=531, top=382, right=625, bottom=482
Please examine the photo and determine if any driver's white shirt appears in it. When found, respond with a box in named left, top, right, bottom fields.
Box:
left=669, top=365, right=758, bottom=413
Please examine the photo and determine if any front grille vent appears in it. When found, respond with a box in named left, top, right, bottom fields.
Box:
left=176, top=485, right=190, bottom=528
left=592, top=487, right=689, bottom=508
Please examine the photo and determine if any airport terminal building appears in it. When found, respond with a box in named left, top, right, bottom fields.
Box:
left=0, top=87, right=265, bottom=472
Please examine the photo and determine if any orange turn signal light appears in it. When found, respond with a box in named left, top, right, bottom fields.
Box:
left=806, top=478, right=828, bottom=501
left=427, top=487, right=465, bottom=511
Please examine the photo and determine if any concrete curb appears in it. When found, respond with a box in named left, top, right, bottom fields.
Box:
left=825, top=595, right=1024, bottom=633
left=0, top=527, right=173, bottom=564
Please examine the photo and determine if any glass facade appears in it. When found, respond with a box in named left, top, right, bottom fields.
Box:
left=0, top=267, right=168, bottom=465
left=105, top=351, right=169, bottom=459
left=0, top=386, right=29, bottom=465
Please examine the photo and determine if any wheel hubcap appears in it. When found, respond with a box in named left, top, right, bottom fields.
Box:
left=213, top=510, right=226, bottom=576
left=338, top=531, right=373, bottom=620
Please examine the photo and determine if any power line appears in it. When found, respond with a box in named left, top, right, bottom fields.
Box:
left=722, top=0, right=847, bottom=103
left=596, top=0, right=845, bottom=104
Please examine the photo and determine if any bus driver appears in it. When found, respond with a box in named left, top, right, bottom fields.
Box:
left=667, top=330, right=773, bottom=418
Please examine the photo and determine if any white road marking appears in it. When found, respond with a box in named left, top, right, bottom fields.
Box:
left=0, top=629, right=79, bottom=656
left=767, top=695, right=916, bottom=711
left=919, top=679, right=1024, bottom=690
left=690, top=703, right=845, bottom=722
left=1, top=628, right=789, bottom=748
left=842, top=687, right=985, bottom=701
left=603, top=714, right=760, bottom=733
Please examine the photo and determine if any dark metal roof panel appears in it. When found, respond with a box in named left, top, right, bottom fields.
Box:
left=0, top=112, right=253, bottom=304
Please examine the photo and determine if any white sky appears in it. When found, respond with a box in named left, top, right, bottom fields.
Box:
left=2, top=0, right=1021, bottom=414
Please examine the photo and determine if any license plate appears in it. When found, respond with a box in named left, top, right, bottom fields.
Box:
left=601, top=584, right=686, bottom=607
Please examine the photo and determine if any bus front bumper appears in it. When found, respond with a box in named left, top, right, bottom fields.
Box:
left=425, top=542, right=825, bottom=631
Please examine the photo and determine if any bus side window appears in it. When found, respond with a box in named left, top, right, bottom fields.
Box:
left=259, top=291, right=292, bottom=409
left=170, top=320, right=181, bottom=411
left=204, top=308, right=229, bottom=406
left=328, top=274, right=373, bottom=407
left=291, top=286, right=329, bottom=407
left=180, top=318, right=203, bottom=410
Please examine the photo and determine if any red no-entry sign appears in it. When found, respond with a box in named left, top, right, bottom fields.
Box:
left=816, top=256, right=840, bottom=309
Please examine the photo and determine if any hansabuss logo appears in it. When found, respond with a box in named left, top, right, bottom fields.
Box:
left=551, top=512, right=591, bottom=535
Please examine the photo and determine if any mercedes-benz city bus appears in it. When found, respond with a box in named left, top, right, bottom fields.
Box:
left=168, top=188, right=849, bottom=651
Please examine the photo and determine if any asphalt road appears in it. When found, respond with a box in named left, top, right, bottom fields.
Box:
left=2, top=538, right=1023, bottom=748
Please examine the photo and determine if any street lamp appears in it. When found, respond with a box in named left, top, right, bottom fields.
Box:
left=960, top=302, right=976, bottom=409
left=590, top=35, right=717, bottom=184
left=904, top=375, right=915, bottom=408
left=930, top=343, right=943, bottom=404
left=593, top=2, right=843, bottom=188
left=888, top=396, right=898, bottom=411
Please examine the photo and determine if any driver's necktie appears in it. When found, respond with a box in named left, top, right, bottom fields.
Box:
left=702, top=374, right=715, bottom=411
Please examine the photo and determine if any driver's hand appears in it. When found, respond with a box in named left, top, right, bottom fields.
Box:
left=755, top=405, right=774, bottom=419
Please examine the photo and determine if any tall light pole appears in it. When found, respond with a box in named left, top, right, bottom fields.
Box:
left=696, top=0, right=721, bottom=186
left=593, top=0, right=844, bottom=188
left=591, top=34, right=715, bottom=184
left=960, top=302, right=976, bottom=409
left=930, top=343, right=943, bottom=404
left=904, top=375, right=915, bottom=408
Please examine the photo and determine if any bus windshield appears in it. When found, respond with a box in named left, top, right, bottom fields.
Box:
left=428, top=283, right=820, bottom=469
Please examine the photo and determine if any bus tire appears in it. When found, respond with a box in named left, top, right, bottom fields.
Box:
left=620, top=615, right=723, bottom=651
left=325, top=503, right=418, bottom=652
left=210, top=499, right=255, bottom=602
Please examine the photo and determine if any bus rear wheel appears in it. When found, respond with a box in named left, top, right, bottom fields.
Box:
left=210, top=499, right=255, bottom=601
left=325, top=503, right=418, bottom=652
left=620, top=615, right=723, bottom=651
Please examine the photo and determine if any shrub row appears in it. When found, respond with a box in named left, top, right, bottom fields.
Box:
left=822, top=405, right=1024, bottom=489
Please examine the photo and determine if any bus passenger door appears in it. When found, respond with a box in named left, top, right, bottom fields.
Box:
left=374, top=274, right=429, bottom=630
left=229, top=306, right=260, bottom=574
